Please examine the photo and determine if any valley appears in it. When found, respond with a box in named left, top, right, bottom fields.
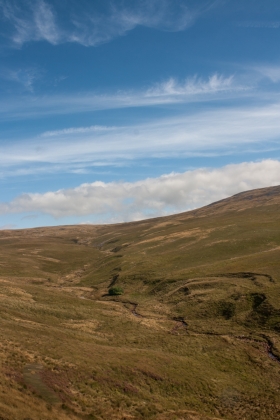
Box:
left=0, top=186, right=280, bottom=419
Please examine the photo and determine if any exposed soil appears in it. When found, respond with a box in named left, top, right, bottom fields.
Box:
left=212, top=272, right=275, bottom=283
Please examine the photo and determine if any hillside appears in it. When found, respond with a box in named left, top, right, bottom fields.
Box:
left=0, top=185, right=280, bottom=419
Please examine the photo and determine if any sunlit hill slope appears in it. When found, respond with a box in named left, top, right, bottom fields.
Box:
left=0, top=185, right=280, bottom=420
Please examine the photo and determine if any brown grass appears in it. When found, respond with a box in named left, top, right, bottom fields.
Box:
left=0, top=186, right=280, bottom=419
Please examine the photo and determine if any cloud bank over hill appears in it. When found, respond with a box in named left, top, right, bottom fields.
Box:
left=1, top=160, right=279, bottom=223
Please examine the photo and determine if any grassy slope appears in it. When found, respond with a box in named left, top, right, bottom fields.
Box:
left=0, top=186, right=280, bottom=419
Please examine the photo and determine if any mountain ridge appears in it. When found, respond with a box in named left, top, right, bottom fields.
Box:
left=1, top=184, right=280, bottom=235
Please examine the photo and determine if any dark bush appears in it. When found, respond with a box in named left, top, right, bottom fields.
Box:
left=108, top=286, right=124, bottom=296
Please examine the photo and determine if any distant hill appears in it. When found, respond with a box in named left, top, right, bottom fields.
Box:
left=195, top=184, right=280, bottom=215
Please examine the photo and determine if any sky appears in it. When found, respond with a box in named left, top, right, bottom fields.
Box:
left=1, top=0, right=280, bottom=229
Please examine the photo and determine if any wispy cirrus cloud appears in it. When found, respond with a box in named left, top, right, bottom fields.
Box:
left=69, top=0, right=199, bottom=47
left=0, top=67, right=40, bottom=91
left=1, top=101, right=280, bottom=175
left=0, top=73, right=244, bottom=121
left=0, top=0, right=61, bottom=46
left=0, top=0, right=208, bottom=47
left=41, top=125, right=116, bottom=138
left=145, top=74, right=234, bottom=96
left=0, top=160, right=279, bottom=221
left=253, top=65, right=280, bottom=83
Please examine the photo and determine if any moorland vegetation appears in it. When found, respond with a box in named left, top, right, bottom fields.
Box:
left=0, top=186, right=280, bottom=419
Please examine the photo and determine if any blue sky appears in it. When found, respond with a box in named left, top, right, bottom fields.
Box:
left=1, top=0, right=280, bottom=228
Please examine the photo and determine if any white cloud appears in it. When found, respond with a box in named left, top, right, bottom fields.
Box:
left=1, top=0, right=61, bottom=46
left=0, top=160, right=279, bottom=221
left=254, top=65, right=280, bottom=83
left=0, top=67, right=40, bottom=91
left=145, top=74, right=235, bottom=96
left=41, top=125, right=117, bottom=138
left=1, top=101, right=280, bottom=172
left=0, top=73, right=245, bottom=121
left=0, top=0, right=206, bottom=47
left=69, top=0, right=198, bottom=47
